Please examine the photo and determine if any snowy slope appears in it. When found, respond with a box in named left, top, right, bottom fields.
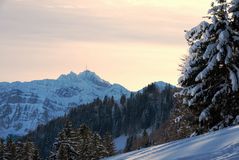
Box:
left=114, top=135, right=128, bottom=153
left=0, top=70, right=130, bottom=137
left=107, top=126, right=239, bottom=160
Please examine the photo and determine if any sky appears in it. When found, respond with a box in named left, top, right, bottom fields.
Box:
left=0, top=0, right=211, bottom=91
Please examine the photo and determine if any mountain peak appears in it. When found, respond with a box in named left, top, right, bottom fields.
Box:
left=78, top=70, right=111, bottom=87
left=57, top=71, right=78, bottom=81
left=57, top=70, right=111, bottom=87
left=78, top=70, right=98, bottom=79
left=0, top=70, right=130, bottom=138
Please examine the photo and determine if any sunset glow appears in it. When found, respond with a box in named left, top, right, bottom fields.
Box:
left=0, top=0, right=211, bottom=91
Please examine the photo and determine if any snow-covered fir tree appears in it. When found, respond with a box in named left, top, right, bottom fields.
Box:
left=229, top=0, right=239, bottom=29
left=178, top=0, right=239, bottom=132
left=50, top=121, right=113, bottom=160
left=56, top=144, right=68, bottom=160
left=77, top=124, right=93, bottom=160
left=0, top=138, right=40, bottom=160
left=32, top=147, right=41, bottom=160
left=0, top=139, right=4, bottom=160
left=50, top=121, right=79, bottom=160
left=21, top=141, right=40, bottom=160
left=103, top=133, right=116, bottom=157
left=91, top=133, right=108, bottom=160
left=4, top=137, right=16, bottom=160
left=15, top=142, right=25, bottom=160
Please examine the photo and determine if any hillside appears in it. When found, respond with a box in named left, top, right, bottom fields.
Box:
left=106, top=125, right=239, bottom=160
left=0, top=70, right=173, bottom=138
left=23, top=83, right=175, bottom=158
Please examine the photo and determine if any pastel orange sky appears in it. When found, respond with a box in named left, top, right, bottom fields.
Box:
left=0, top=0, right=211, bottom=91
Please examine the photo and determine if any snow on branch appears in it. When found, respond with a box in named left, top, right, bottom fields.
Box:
left=196, top=55, right=217, bottom=81
left=212, top=85, right=228, bottom=104
left=229, top=68, right=239, bottom=91
left=203, top=43, right=217, bottom=60
left=186, top=21, right=209, bottom=42
left=199, top=105, right=213, bottom=123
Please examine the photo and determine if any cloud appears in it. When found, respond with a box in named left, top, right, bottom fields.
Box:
left=0, top=0, right=212, bottom=89
left=0, top=0, right=209, bottom=46
left=0, top=0, right=6, bottom=9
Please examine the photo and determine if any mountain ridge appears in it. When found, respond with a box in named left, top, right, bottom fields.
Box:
left=0, top=70, right=130, bottom=137
left=0, top=70, right=174, bottom=138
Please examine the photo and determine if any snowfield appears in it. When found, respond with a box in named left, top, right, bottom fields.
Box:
left=106, top=125, right=239, bottom=160
left=114, top=135, right=128, bottom=153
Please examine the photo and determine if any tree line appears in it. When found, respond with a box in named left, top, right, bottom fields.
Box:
left=49, top=121, right=115, bottom=160
left=23, top=83, right=175, bottom=158
left=1, top=122, right=115, bottom=160
left=0, top=137, right=40, bottom=160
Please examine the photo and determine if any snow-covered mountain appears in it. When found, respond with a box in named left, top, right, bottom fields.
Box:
left=107, top=125, right=239, bottom=160
left=0, top=70, right=130, bottom=137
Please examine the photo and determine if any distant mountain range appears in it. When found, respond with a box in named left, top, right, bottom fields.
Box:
left=0, top=70, right=173, bottom=137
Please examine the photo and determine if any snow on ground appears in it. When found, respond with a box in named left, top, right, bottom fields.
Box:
left=114, top=135, right=128, bottom=152
left=106, top=125, right=239, bottom=160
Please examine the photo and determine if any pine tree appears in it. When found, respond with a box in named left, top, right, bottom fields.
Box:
left=56, top=144, right=68, bottom=160
left=22, top=141, right=37, bottom=160
left=120, top=95, right=126, bottom=106
left=229, top=0, right=239, bottom=30
left=16, top=142, right=24, bottom=160
left=103, top=133, right=115, bottom=157
left=112, top=104, right=122, bottom=137
left=110, top=96, right=115, bottom=107
left=50, top=121, right=78, bottom=160
left=50, top=121, right=111, bottom=160
left=124, top=136, right=134, bottom=153
left=0, top=139, right=4, bottom=160
left=177, top=0, right=239, bottom=132
left=91, top=133, right=108, bottom=160
left=141, top=130, right=150, bottom=148
left=4, top=137, right=16, bottom=160
left=77, top=124, right=93, bottom=160
left=32, top=147, right=41, bottom=160
left=103, top=96, right=108, bottom=105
